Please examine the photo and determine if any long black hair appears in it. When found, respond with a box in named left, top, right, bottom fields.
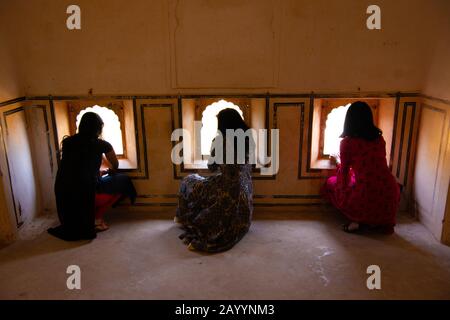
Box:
left=340, top=101, right=382, bottom=141
left=78, top=112, right=104, bottom=139
left=217, top=108, right=249, bottom=135
left=213, top=108, right=254, bottom=164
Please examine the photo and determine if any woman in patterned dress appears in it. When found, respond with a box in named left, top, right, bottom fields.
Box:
left=322, top=101, right=400, bottom=234
left=175, top=108, right=254, bottom=252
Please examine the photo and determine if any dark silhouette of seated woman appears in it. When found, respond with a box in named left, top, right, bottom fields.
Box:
left=175, top=108, right=255, bottom=252
left=322, top=101, right=400, bottom=234
left=48, top=112, right=136, bottom=241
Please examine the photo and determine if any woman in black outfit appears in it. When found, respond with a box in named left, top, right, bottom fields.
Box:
left=48, top=112, right=121, bottom=241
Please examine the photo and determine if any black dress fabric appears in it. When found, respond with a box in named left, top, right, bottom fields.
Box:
left=97, top=173, right=137, bottom=204
left=48, top=134, right=113, bottom=241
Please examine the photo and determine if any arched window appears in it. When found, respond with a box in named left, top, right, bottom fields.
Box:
left=323, top=103, right=351, bottom=157
left=200, top=99, right=244, bottom=155
left=75, top=105, right=124, bottom=155
left=313, top=100, right=379, bottom=168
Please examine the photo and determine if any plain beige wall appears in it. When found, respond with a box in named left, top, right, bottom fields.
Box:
left=422, top=0, right=450, bottom=101
left=0, top=0, right=446, bottom=97
left=0, top=34, right=20, bottom=101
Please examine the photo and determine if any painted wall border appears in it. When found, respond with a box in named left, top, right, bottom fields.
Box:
left=1, top=106, right=26, bottom=227
left=0, top=91, right=438, bottom=209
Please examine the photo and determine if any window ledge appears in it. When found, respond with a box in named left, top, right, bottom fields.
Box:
left=183, top=160, right=208, bottom=170
left=310, top=159, right=336, bottom=170
left=118, top=158, right=138, bottom=170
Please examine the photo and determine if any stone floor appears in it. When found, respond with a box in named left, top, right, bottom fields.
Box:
left=1, top=209, right=450, bottom=299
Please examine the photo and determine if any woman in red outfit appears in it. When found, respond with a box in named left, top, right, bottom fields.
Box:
left=322, top=101, right=400, bottom=234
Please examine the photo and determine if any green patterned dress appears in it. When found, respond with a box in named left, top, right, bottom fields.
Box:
left=176, top=161, right=253, bottom=253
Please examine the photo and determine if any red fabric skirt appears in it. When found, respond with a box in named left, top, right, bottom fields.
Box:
left=95, top=193, right=122, bottom=219
left=322, top=172, right=400, bottom=226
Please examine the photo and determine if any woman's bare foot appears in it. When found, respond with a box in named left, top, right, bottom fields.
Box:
left=342, top=222, right=360, bottom=233
left=95, top=219, right=109, bottom=232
